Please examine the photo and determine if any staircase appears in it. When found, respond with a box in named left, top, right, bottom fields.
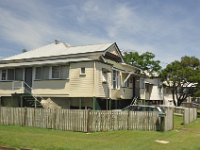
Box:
left=12, top=81, right=45, bottom=108
left=130, top=96, right=138, bottom=105
left=22, top=95, right=42, bottom=108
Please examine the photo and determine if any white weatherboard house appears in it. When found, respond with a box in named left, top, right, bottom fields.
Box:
left=0, top=41, right=141, bottom=110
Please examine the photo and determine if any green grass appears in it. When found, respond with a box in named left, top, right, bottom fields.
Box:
left=0, top=116, right=200, bottom=150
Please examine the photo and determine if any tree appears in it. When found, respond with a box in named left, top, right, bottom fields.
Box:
left=161, top=56, right=200, bottom=106
left=123, top=51, right=161, bottom=77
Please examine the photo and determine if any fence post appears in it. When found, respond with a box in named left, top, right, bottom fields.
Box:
left=23, top=107, right=27, bottom=126
left=127, top=110, right=130, bottom=130
left=87, top=110, right=91, bottom=133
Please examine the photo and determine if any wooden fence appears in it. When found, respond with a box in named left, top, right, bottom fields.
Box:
left=184, top=107, right=197, bottom=125
left=164, top=108, right=174, bottom=131
left=0, top=107, right=172, bottom=132
left=165, top=107, right=197, bottom=125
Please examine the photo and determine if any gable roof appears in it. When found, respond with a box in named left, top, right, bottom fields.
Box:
left=3, top=42, right=114, bottom=61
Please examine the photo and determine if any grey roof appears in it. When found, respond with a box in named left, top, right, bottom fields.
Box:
left=3, top=42, right=114, bottom=61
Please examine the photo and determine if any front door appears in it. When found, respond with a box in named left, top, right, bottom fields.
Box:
left=24, top=67, right=32, bottom=93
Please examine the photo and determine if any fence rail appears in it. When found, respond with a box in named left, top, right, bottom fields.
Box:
left=0, top=107, right=172, bottom=132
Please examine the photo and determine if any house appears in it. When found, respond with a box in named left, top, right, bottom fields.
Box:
left=139, top=76, right=197, bottom=106
left=0, top=41, right=141, bottom=110
left=139, top=77, right=164, bottom=105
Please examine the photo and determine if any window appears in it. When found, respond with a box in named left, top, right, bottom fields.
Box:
left=43, top=66, right=50, bottom=79
left=60, top=66, right=69, bottom=79
left=35, top=67, right=42, bottom=80
left=7, top=69, right=14, bottom=80
left=52, top=66, right=60, bottom=79
left=0, top=68, right=23, bottom=81
left=80, top=67, right=85, bottom=75
left=35, top=66, right=50, bottom=80
left=1, top=70, right=6, bottom=80
left=113, top=70, right=120, bottom=89
left=35, top=65, right=69, bottom=80
left=52, top=65, right=69, bottom=79
left=15, top=68, right=23, bottom=80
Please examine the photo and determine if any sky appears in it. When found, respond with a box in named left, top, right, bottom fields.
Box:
left=0, top=0, right=200, bottom=67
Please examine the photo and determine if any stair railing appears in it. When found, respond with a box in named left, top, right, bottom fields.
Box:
left=12, top=81, right=45, bottom=108
left=23, top=81, right=45, bottom=108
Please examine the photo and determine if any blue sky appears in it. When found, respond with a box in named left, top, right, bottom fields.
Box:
left=0, top=0, right=200, bottom=66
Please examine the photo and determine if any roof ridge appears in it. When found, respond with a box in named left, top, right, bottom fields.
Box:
left=68, top=42, right=114, bottom=48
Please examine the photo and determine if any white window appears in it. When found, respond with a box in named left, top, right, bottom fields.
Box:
left=1, top=70, right=6, bottom=80
left=113, top=70, right=120, bottom=89
left=80, top=67, right=86, bottom=75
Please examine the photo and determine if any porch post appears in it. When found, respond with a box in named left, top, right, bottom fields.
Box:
left=20, top=96, right=23, bottom=107
left=92, top=97, right=96, bottom=110
left=79, top=98, right=82, bottom=109
left=115, top=100, right=118, bottom=109
left=109, top=99, right=112, bottom=110
left=106, top=99, right=108, bottom=110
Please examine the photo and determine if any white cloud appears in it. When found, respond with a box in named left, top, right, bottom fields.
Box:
left=0, top=0, right=199, bottom=63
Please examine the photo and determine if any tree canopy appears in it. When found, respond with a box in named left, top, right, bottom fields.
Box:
left=123, top=51, right=161, bottom=77
left=161, top=56, right=200, bottom=106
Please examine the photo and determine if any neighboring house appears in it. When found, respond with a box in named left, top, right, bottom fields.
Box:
left=139, top=77, right=164, bottom=105
left=0, top=41, right=141, bottom=110
left=140, top=77, right=195, bottom=106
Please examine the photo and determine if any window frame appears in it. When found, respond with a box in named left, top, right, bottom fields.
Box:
left=112, top=69, right=120, bottom=89
left=1, top=70, right=7, bottom=81
left=80, top=67, right=86, bottom=76
left=52, top=66, right=60, bottom=79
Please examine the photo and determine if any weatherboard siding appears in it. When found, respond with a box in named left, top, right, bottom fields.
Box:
left=69, top=62, right=94, bottom=97
left=32, top=80, right=70, bottom=96
left=95, top=62, right=111, bottom=98
left=0, top=81, right=24, bottom=96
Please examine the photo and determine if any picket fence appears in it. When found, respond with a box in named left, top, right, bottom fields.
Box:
left=0, top=107, right=172, bottom=132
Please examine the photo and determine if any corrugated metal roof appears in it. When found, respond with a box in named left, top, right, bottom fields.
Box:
left=3, top=42, right=114, bottom=61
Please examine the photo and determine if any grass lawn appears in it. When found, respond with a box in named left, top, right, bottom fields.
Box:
left=0, top=116, right=200, bottom=150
